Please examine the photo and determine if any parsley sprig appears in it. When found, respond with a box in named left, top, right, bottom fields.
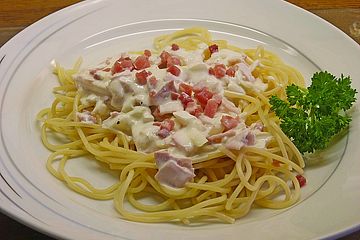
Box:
left=269, top=71, right=357, bottom=154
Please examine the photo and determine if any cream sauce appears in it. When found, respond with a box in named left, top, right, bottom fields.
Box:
left=73, top=45, right=270, bottom=158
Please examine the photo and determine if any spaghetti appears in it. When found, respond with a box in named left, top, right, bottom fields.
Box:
left=37, top=27, right=306, bottom=224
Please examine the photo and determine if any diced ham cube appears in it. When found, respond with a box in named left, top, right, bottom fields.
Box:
left=179, top=83, right=193, bottom=96
left=160, top=118, right=175, bottom=131
left=148, top=76, right=158, bottom=88
left=171, top=43, right=180, bottom=51
left=208, top=44, right=219, bottom=54
left=135, top=70, right=150, bottom=85
left=171, top=92, right=180, bottom=100
left=221, top=115, right=239, bottom=131
left=244, top=131, right=255, bottom=145
left=155, top=118, right=175, bottom=138
left=150, top=81, right=177, bottom=105
left=152, top=106, right=172, bottom=121
left=155, top=160, right=195, bottom=188
left=111, top=58, right=134, bottom=74
left=204, top=99, right=219, bottom=118
left=213, top=64, right=226, bottom=79
left=93, top=73, right=102, bottom=80
left=154, top=150, right=192, bottom=169
left=208, top=67, right=215, bottom=75
left=120, top=59, right=134, bottom=70
left=296, top=175, right=307, bottom=187
left=193, top=81, right=206, bottom=93
left=167, top=56, right=181, bottom=67
left=179, top=92, right=194, bottom=107
left=157, top=128, right=170, bottom=138
left=154, top=151, right=170, bottom=166
left=226, top=66, right=236, bottom=77
left=185, top=102, right=203, bottom=117
left=194, top=87, right=213, bottom=106
left=158, top=81, right=177, bottom=96
left=111, top=61, right=124, bottom=74
left=134, top=55, right=150, bottom=70
left=154, top=150, right=195, bottom=188
left=144, top=49, right=151, bottom=57
left=158, top=51, right=171, bottom=69
left=167, top=65, right=181, bottom=76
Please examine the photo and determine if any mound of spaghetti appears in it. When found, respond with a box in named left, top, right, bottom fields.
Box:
left=37, top=27, right=306, bottom=224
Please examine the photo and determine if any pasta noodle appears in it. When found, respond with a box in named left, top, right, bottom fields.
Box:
left=37, top=27, right=306, bottom=224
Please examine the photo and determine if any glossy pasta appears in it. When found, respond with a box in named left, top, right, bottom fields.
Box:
left=37, top=27, right=306, bottom=224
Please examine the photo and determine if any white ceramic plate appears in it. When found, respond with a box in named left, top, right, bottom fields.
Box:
left=1, top=0, right=360, bottom=239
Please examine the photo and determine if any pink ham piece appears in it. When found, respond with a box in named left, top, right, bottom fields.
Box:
left=133, top=55, right=150, bottom=70
left=171, top=44, right=180, bottom=51
left=221, top=115, right=239, bottom=131
left=225, top=129, right=256, bottom=150
left=208, top=44, right=219, bottom=55
left=167, top=56, right=181, bottom=67
left=204, top=99, right=219, bottom=118
left=154, top=150, right=195, bottom=188
left=185, top=101, right=202, bottom=117
left=150, top=80, right=176, bottom=105
left=157, top=128, right=171, bottom=138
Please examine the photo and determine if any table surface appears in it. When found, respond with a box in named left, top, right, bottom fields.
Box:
left=0, top=0, right=360, bottom=239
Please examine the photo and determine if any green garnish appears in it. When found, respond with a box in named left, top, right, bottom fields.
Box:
left=269, top=71, right=357, bottom=154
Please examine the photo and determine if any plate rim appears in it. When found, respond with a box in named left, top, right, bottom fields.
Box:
left=1, top=0, right=360, bottom=239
